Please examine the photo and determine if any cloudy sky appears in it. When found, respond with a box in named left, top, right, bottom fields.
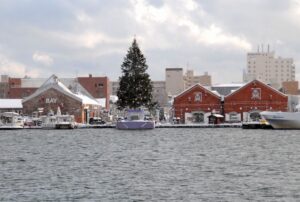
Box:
left=0, top=0, right=300, bottom=84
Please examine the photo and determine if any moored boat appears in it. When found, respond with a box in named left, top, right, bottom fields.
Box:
left=40, top=114, right=76, bottom=129
left=0, top=112, right=24, bottom=130
left=260, top=111, right=300, bottom=129
left=116, top=109, right=155, bottom=130
left=55, top=115, right=76, bottom=129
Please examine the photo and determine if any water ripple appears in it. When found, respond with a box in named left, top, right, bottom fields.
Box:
left=0, top=128, right=299, bottom=201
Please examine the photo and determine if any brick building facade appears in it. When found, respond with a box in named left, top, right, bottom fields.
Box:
left=2, top=74, right=110, bottom=109
left=173, top=84, right=221, bottom=124
left=224, top=80, right=288, bottom=122
left=77, top=74, right=110, bottom=109
left=22, top=75, right=101, bottom=123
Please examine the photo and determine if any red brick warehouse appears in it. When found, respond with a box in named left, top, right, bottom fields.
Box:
left=173, top=84, right=222, bottom=124
left=224, top=79, right=288, bottom=122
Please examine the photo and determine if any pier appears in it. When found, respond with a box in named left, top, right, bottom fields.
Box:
left=156, top=123, right=242, bottom=128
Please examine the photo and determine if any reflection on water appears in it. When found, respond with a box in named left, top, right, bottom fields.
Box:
left=0, top=128, right=299, bottom=201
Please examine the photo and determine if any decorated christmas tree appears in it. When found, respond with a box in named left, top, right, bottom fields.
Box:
left=116, top=38, right=156, bottom=110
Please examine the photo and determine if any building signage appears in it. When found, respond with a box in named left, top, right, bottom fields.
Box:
left=45, top=98, right=57, bottom=104
left=251, top=88, right=261, bottom=100
left=194, top=92, right=202, bottom=102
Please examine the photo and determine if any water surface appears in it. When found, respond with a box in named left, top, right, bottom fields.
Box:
left=0, top=128, right=299, bottom=201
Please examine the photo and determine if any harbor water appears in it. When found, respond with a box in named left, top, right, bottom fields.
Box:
left=0, top=128, right=299, bottom=201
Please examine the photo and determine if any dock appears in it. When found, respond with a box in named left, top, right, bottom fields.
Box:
left=156, top=123, right=242, bottom=128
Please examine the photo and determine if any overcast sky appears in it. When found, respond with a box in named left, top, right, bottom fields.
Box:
left=0, top=0, right=300, bottom=84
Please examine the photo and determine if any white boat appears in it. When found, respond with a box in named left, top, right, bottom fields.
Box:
left=40, top=115, right=76, bottom=129
left=260, top=111, right=300, bottom=129
left=116, top=109, right=155, bottom=130
left=0, top=112, right=24, bottom=130
left=55, top=115, right=76, bottom=129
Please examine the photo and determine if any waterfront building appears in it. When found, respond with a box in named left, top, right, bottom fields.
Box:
left=224, top=79, right=288, bottom=122
left=22, top=75, right=101, bottom=123
left=165, top=68, right=184, bottom=96
left=0, top=99, right=22, bottom=114
left=184, top=70, right=212, bottom=89
left=173, top=84, right=222, bottom=124
left=77, top=75, right=110, bottom=109
left=244, top=49, right=296, bottom=89
left=1, top=74, right=110, bottom=109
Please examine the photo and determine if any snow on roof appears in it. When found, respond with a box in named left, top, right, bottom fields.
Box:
left=110, top=95, right=118, bottom=103
left=175, top=83, right=220, bottom=99
left=225, top=79, right=287, bottom=98
left=211, top=90, right=221, bottom=96
left=213, top=83, right=245, bottom=87
left=23, top=75, right=99, bottom=106
left=0, top=99, right=23, bottom=109
left=76, top=94, right=100, bottom=105
left=96, top=98, right=106, bottom=107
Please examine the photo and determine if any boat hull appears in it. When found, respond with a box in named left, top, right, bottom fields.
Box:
left=55, top=123, right=75, bottom=129
left=260, top=111, right=300, bottom=129
left=0, top=126, right=23, bottom=130
left=116, top=121, right=155, bottom=130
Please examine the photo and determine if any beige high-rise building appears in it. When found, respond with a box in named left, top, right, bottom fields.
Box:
left=244, top=49, right=296, bottom=89
left=282, top=81, right=299, bottom=95
left=165, top=68, right=184, bottom=96
left=184, top=70, right=211, bottom=89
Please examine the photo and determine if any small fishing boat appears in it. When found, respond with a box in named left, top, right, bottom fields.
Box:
left=0, top=112, right=24, bottom=130
left=116, top=109, right=155, bottom=130
left=40, top=107, right=76, bottom=129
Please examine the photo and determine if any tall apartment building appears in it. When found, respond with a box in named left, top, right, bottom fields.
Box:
left=165, top=68, right=184, bottom=96
left=244, top=50, right=295, bottom=89
left=184, top=70, right=212, bottom=89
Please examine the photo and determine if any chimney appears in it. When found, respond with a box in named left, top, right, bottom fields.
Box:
left=89, top=74, right=92, bottom=78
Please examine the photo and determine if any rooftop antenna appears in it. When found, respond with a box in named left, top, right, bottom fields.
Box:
left=267, top=44, right=270, bottom=53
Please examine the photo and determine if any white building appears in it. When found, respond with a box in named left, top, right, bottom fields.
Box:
left=165, top=68, right=184, bottom=96
left=0, top=99, right=22, bottom=113
left=152, top=81, right=168, bottom=107
left=244, top=49, right=296, bottom=89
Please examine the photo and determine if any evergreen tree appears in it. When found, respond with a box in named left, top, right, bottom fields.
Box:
left=116, top=38, right=156, bottom=110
